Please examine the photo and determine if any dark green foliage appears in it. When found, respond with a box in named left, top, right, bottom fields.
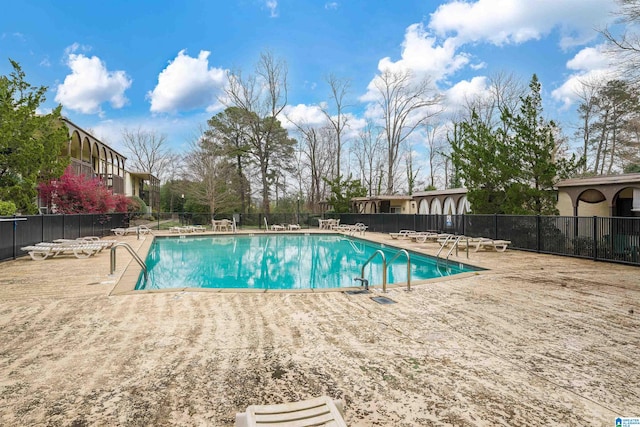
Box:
left=624, top=163, right=640, bottom=173
left=129, top=195, right=146, bottom=213
left=0, top=200, right=16, bottom=215
left=203, top=107, right=295, bottom=214
left=206, top=107, right=252, bottom=213
left=0, top=60, right=69, bottom=213
left=324, top=175, right=367, bottom=213
left=451, top=74, right=581, bottom=215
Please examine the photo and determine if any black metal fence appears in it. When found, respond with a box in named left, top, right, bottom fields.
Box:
left=0, top=213, right=129, bottom=261
left=3, top=211, right=638, bottom=267
left=336, top=213, right=640, bottom=266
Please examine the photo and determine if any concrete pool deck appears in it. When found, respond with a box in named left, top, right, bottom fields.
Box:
left=0, top=230, right=638, bottom=425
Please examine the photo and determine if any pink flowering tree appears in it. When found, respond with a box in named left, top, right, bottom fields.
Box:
left=38, top=166, right=133, bottom=214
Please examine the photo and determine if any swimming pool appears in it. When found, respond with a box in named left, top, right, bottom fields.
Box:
left=135, top=234, right=481, bottom=291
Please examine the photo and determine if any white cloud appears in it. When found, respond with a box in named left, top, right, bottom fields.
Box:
left=63, top=42, right=91, bottom=56
left=266, top=0, right=278, bottom=17
left=280, top=104, right=327, bottom=130
left=443, top=76, right=489, bottom=111
left=55, top=50, right=132, bottom=116
left=147, top=50, right=227, bottom=114
left=360, top=23, right=470, bottom=105
left=324, top=2, right=338, bottom=10
left=428, top=0, right=618, bottom=49
left=551, top=44, right=617, bottom=109
left=377, top=23, right=469, bottom=81
left=566, top=45, right=612, bottom=71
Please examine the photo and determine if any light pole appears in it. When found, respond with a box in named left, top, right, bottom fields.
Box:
left=181, top=194, right=185, bottom=225
left=297, top=197, right=300, bottom=225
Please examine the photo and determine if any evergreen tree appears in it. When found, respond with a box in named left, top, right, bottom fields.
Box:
left=206, top=107, right=252, bottom=213
left=0, top=60, right=69, bottom=213
left=324, top=175, right=367, bottom=213
left=451, top=111, right=513, bottom=213
left=452, top=75, right=580, bottom=215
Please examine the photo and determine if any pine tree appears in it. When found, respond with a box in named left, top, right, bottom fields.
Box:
left=451, top=75, right=581, bottom=215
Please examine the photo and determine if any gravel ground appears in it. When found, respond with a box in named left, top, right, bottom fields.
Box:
left=0, top=232, right=638, bottom=426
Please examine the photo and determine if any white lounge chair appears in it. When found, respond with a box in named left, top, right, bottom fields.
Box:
left=437, top=236, right=484, bottom=248
left=411, top=232, right=451, bottom=243
left=21, top=243, right=104, bottom=260
left=235, top=396, right=346, bottom=427
left=111, top=225, right=153, bottom=236
left=349, top=223, right=367, bottom=236
left=475, top=239, right=511, bottom=252
left=441, top=237, right=511, bottom=252
left=389, top=230, right=416, bottom=239
left=52, top=237, right=116, bottom=250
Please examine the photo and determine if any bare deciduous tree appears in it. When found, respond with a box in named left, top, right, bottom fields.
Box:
left=601, top=0, right=640, bottom=84
left=288, top=119, right=336, bottom=212
left=424, top=124, right=447, bottom=190
left=224, top=51, right=294, bottom=213
left=184, top=133, right=236, bottom=213
left=121, top=127, right=173, bottom=181
left=352, top=120, right=384, bottom=197
left=320, top=74, right=350, bottom=179
left=573, top=77, right=604, bottom=173
left=370, top=68, right=441, bottom=193
left=462, top=72, right=527, bottom=132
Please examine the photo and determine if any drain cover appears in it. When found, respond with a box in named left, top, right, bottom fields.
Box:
left=344, top=289, right=370, bottom=295
left=371, top=296, right=396, bottom=304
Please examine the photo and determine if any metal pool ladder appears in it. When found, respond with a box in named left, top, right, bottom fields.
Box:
left=355, top=249, right=411, bottom=293
left=436, top=235, right=464, bottom=267
left=110, top=242, right=148, bottom=282
left=388, top=249, right=411, bottom=291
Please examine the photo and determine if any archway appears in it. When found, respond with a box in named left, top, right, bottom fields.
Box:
left=430, top=198, right=442, bottom=215
left=443, top=197, right=456, bottom=215
left=418, top=199, right=428, bottom=214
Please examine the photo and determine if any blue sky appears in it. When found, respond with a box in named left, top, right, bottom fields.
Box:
left=0, top=0, right=623, bottom=164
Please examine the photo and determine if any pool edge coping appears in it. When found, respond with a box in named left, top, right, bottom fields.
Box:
left=109, top=231, right=486, bottom=296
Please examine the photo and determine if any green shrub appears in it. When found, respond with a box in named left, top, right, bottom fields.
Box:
left=129, top=195, right=147, bottom=213
left=0, top=200, right=17, bottom=216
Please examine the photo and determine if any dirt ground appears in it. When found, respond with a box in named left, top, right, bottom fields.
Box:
left=0, top=231, right=638, bottom=426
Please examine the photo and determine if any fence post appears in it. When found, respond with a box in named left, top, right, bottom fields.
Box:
left=462, top=214, right=465, bottom=236
left=593, top=216, right=598, bottom=261
left=494, top=214, right=498, bottom=239
left=536, top=215, right=541, bottom=253
left=12, top=215, right=17, bottom=260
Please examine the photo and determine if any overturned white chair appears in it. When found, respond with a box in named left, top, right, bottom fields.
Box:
left=235, top=395, right=346, bottom=427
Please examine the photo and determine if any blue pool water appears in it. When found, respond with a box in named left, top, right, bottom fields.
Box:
left=135, top=234, right=481, bottom=291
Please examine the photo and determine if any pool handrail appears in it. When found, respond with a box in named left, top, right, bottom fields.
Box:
left=360, top=249, right=387, bottom=292
left=387, top=249, right=411, bottom=291
left=110, top=242, right=148, bottom=283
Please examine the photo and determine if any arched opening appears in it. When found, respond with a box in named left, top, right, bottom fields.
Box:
left=576, top=189, right=608, bottom=216
left=430, top=198, right=442, bottom=215
left=443, top=197, right=456, bottom=215
left=418, top=199, right=428, bottom=214
left=613, top=187, right=639, bottom=217
left=457, top=196, right=470, bottom=214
